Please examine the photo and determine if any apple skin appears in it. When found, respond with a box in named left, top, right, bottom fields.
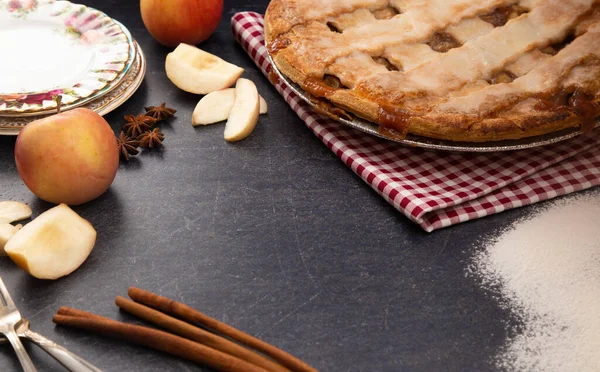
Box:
left=14, top=108, right=119, bottom=206
left=140, top=0, right=224, bottom=47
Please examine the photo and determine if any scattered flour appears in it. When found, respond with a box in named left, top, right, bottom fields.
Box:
left=470, top=193, right=600, bottom=372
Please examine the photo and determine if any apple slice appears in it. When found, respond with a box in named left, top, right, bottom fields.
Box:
left=192, top=89, right=267, bottom=126
left=4, top=204, right=96, bottom=280
left=192, top=89, right=236, bottom=126
left=165, top=44, right=244, bottom=94
left=0, top=223, right=21, bottom=256
left=224, top=79, right=260, bottom=142
left=259, top=96, right=268, bottom=115
left=0, top=201, right=32, bottom=224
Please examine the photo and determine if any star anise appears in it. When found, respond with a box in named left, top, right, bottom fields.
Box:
left=122, top=114, right=157, bottom=138
left=116, top=131, right=139, bottom=160
left=138, top=128, right=164, bottom=149
left=144, top=102, right=177, bottom=121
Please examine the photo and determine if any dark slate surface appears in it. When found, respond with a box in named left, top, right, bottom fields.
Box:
left=0, top=1, right=592, bottom=371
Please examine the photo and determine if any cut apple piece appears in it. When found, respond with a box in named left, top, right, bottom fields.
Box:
left=4, top=204, right=96, bottom=280
left=0, top=201, right=32, bottom=224
left=192, top=89, right=236, bottom=126
left=165, top=44, right=244, bottom=95
left=193, top=87, right=268, bottom=126
left=259, top=96, right=268, bottom=115
left=0, top=223, right=21, bottom=256
left=224, top=79, right=260, bottom=142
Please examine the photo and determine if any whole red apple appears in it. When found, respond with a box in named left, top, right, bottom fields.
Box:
left=140, top=0, right=224, bottom=47
left=14, top=108, right=119, bottom=206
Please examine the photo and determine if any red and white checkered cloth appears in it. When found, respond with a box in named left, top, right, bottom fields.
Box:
left=232, top=12, right=600, bottom=232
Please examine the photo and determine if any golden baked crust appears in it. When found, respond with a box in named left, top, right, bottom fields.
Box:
left=265, top=0, right=600, bottom=142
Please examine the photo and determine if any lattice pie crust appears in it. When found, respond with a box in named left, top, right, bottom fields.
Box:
left=265, top=0, right=600, bottom=142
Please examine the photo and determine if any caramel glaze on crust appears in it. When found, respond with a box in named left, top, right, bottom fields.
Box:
left=264, top=0, right=600, bottom=142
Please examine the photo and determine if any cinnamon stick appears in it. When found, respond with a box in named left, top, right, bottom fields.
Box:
left=128, top=287, right=317, bottom=372
left=56, top=306, right=107, bottom=320
left=115, top=296, right=290, bottom=372
left=53, top=307, right=269, bottom=372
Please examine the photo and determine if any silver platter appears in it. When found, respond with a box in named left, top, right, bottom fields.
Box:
left=267, top=54, right=597, bottom=152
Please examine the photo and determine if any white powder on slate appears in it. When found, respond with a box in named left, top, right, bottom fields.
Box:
left=470, top=193, right=600, bottom=372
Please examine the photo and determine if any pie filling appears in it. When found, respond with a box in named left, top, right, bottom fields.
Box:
left=266, top=0, right=600, bottom=141
left=267, top=37, right=291, bottom=55
left=535, top=90, right=600, bottom=132
left=427, top=32, right=462, bottom=53
left=480, top=5, right=529, bottom=27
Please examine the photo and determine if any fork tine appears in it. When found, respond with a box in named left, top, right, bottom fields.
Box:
left=0, top=276, right=16, bottom=309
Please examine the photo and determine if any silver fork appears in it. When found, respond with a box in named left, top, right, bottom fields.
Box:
left=0, top=278, right=101, bottom=371
left=0, top=276, right=36, bottom=372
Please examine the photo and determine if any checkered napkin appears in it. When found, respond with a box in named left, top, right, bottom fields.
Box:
left=231, top=12, right=600, bottom=232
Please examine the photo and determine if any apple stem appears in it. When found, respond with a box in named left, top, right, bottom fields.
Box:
left=53, top=95, right=63, bottom=114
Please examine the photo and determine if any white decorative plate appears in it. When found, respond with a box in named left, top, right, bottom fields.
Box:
left=0, top=41, right=146, bottom=135
left=0, top=0, right=134, bottom=115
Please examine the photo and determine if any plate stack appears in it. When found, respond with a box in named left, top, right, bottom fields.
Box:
left=0, top=0, right=146, bottom=135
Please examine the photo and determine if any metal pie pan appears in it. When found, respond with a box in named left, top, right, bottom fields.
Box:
left=267, top=54, right=597, bottom=152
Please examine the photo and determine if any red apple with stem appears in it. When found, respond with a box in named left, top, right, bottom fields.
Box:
left=141, top=0, right=224, bottom=47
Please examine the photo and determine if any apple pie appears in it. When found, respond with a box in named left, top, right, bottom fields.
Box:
left=264, top=0, right=600, bottom=142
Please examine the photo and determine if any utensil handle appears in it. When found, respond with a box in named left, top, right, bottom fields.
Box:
left=5, top=329, right=37, bottom=372
left=22, top=329, right=102, bottom=372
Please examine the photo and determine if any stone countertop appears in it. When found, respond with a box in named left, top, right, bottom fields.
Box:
left=0, top=1, right=591, bottom=371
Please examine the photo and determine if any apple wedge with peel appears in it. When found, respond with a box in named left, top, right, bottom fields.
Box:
left=0, top=201, right=32, bottom=224
left=0, top=201, right=30, bottom=256
left=4, top=204, right=96, bottom=280
left=260, top=95, right=267, bottom=114
left=166, top=44, right=244, bottom=94
left=192, top=88, right=267, bottom=126
left=224, top=79, right=260, bottom=142
left=0, top=224, right=21, bottom=256
left=192, top=89, right=236, bottom=126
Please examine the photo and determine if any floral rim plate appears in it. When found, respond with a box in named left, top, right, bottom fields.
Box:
left=0, top=0, right=134, bottom=115
left=0, top=41, right=146, bottom=135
